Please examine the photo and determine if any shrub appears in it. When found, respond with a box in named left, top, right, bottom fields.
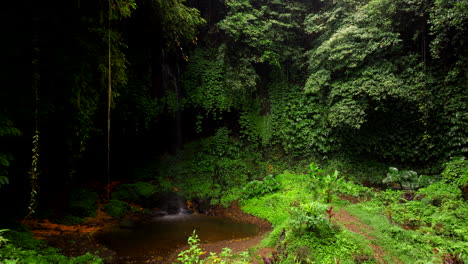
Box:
left=0, top=230, right=103, bottom=264
left=382, top=167, right=420, bottom=190
left=176, top=230, right=251, bottom=264
left=441, top=157, right=468, bottom=199
left=288, top=202, right=331, bottom=236
left=418, top=181, right=462, bottom=206
left=442, top=157, right=468, bottom=184
left=308, top=163, right=344, bottom=203
left=243, top=174, right=280, bottom=199
left=54, top=188, right=98, bottom=225
left=102, top=199, right=131, bottom=218
left=0, top=229, right=9, bottom=247
left=67, top=188, right=98, bottom=218
left=112, top=182, right=156, bottom=206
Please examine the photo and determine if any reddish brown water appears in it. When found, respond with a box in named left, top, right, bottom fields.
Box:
left=94, top=214, right=259, bottom=257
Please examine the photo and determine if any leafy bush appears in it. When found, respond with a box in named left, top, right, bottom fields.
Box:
left=419, top=181, right=462, bottom=205
left=0, top=229, right=9, bottom=246
left=219, top=187, right=244, bottom=208
left=112, top=182, right=156, bottom=206
left=441, top=157, right=468, bottom=196
left=241, top=171, right=312, bottom=227
left=322, top=155, right=389, bottom=185
left=154, top=128, right=265, bottom=206
left=102, top=199, right=131, bottom=218
left=176, top=231, right=251, bottom=264
left=382, top=167, right=421, bottom=190
left=0, top=230, right=102, bottom=264
left=207, top=127, right=240, bottom=158
left=55, top=188, right=98, bottom=225
left=243, top=174, right=280, bottom=199
left=0, top=116, right=21, bottom=190
left=0, top=246, right=102, bottom=264
left=335, top=180, right=373, bottom=198
left=67, top=188, right=98, bottom=218
left=308, top=163, right=344, bottom=203
left=288, top=202, right=331, bottom=236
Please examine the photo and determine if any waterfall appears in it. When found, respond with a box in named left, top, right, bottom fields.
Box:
left=176, top=196, right=186, bottom=215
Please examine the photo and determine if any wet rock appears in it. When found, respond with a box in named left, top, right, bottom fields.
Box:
left=179, top=208, right=194, bottom=215
left=152, top=210, right=168, bottom=217
left=153, top=192, right=191, bottom=215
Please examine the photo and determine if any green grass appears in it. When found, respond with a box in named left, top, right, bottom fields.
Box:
left=346, top=200, right=468, bottom=263
left=240, top=169, right=375, bottom=263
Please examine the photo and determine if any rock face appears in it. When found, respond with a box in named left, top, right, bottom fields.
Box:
left=152, top=192, right=193, bottom=216
left=192, top=198, right=212, bottom=215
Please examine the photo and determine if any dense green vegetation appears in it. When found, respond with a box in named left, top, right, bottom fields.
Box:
left=0, top=229, right=102, bottom=264
left=169, top=155, right=467, bottom=263
left=0, top=0, right=467, bottom=263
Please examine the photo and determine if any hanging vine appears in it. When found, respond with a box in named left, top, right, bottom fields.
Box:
left=25, top=28, right=41, bottom=219
left=106, top=0, right=112, bottom=200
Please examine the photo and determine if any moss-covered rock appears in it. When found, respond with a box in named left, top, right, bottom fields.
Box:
left=56, top=215, right=85, bottom=225
left=67, top=188, right=98, bottom=218
left=112, top=182, right=157, bottom=207
left=102, top=200, right=131, bottom=218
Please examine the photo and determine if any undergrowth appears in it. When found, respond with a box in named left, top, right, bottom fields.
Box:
left=174, top=146, right=467, bottom=264
left=0, top=229, right=102, bottom=264
left=240, top=164, right=374, bottom=263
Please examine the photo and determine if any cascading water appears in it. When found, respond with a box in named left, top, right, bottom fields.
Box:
left=176, top=196, right=187, bottom=215
left=95, top=215, right=259, bottom=259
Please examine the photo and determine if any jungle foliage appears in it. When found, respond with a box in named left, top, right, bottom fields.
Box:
left=179, top=0, right=467, bottom=164
left=174, top=158, right=466, bottom=263
left=0, top=0, right=467, bottom=263
left=0, top=229, right=102, bottom=264
left=0, top=0, right=465, bottom=198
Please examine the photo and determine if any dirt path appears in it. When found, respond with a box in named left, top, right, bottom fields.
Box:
left=333, top=208, right=401, bottom=264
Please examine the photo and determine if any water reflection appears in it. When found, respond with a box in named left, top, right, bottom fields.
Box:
left=95, top=214, right=259, bottom=257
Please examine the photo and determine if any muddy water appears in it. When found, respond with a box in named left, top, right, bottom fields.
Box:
left=94, top=214, right=259, bottom=257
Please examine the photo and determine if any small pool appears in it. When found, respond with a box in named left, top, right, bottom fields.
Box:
left=94, top=214, right=259, bottom=257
